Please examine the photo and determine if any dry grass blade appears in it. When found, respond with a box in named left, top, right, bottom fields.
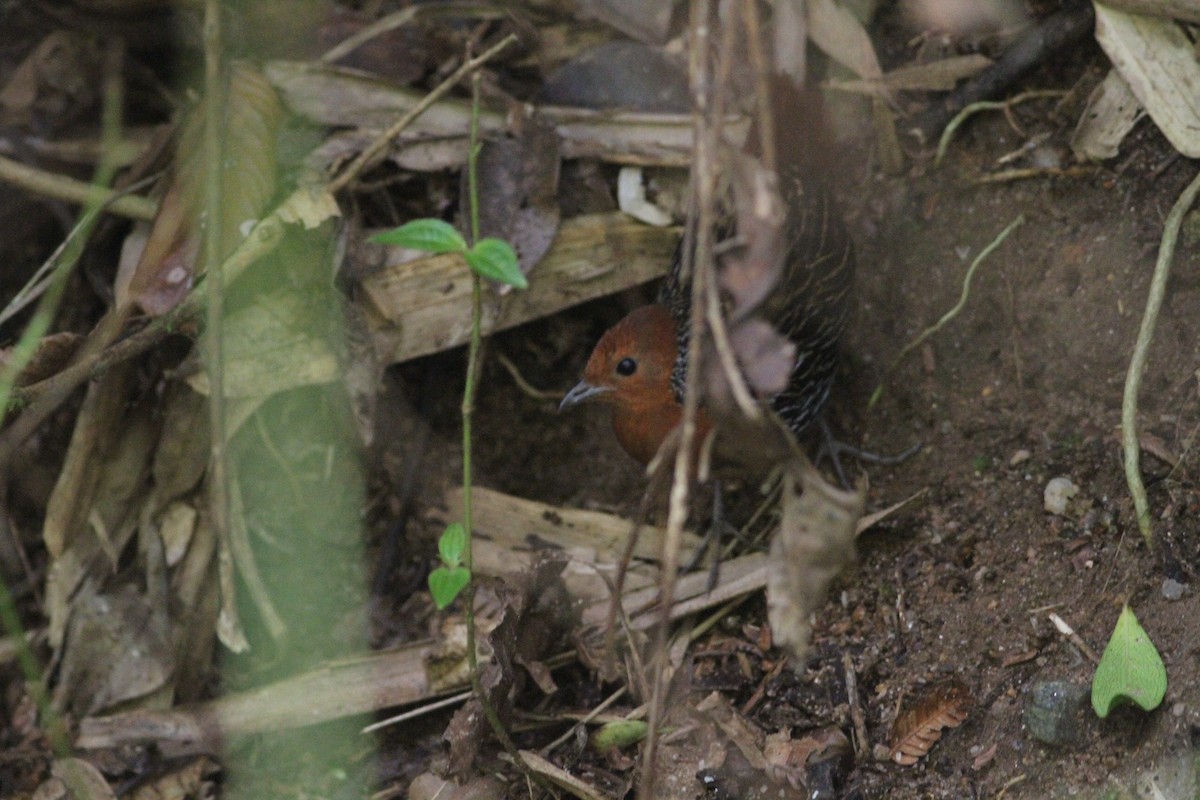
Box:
left=889, top=679, right=973, bottom=766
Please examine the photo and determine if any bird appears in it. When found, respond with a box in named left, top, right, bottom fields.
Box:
left=558, top=159, right=854, bottom=470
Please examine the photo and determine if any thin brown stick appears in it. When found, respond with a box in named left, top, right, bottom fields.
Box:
left=742, top=0, right=776, bottom=174
left=843, top=652, right=870, bottom=759
left=701, top=9, right=761, bottom=420
left=9, top=309, right=191, bottom=409
left=640, top=4, right=719, bottom=797
left=327, top=34, right=517, bottom=194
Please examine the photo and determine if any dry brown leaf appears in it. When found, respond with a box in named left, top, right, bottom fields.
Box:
left=889, top=679, right=973, bottom=766
left=806, top=0, right=883, bottom=81
left=828, top=54, right=993, bottom=94
left=44, top=382, right=154, bottom=647
left=764, top=726, right=851, bottom=787
left=444, top=561, right=572, bottom=774
left=54, top=582, right=174, bottom=717
left=468, top=120, right=561, bottom=280
left=0, top=31, right=102, bottom=129
left=572, top=0, right=675, bottom=43
left=118, top=61, right=282, bottom=315
left=150, top=384, right=210, bottom=510
left=767, top=463, right=863, bottom=665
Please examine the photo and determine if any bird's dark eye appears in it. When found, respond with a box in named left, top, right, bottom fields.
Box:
left=616, top=357, right=637, bottom=377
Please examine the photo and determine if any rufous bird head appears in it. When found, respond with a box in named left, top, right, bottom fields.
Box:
left=559, top=304, right=686, bottom=466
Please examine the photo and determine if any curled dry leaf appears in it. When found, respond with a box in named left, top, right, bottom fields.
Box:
left=889, top=679, right=973, bottom=766
left=0, top=31, right=103, bottom=129
left=118, top=61, right=283, bottom=315
left=42, top=757, right=116, bottom=800
left=125, top=755, right=219, bottom=800
left=767, top=463, right=863, bottom=665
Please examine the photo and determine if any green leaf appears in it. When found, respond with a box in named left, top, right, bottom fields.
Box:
left=1091, top=604, right=1167, bottom=718
left=464, top=238, right=526, bottom=288
left=438, top=522, right=466, bottom=568
left=429, top=566, right=470, bottom=609
left=370, top=219, right=467, bottom=254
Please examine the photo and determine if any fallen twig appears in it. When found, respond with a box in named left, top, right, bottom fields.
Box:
left=327, top=34, right=518, bottom=194
left=870, top=215, right=1024, bottom=409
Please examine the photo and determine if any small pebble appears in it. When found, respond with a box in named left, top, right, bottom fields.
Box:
left=1024, top=680, right=1092, bottom=747
left=1162, top=578, right=1188, bottom=601
left=1044, top=477, right=1080, bottom=516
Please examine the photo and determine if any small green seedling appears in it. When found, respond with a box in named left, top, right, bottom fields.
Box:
left=1091, top=604, right=1167, bottom=718
left=428, top=522, right=470, bottom=610
left=371, top=217, right=524, bottom=612
left=371, top=218, right=525, bottom=289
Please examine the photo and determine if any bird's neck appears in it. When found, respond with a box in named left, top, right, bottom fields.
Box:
left=612, top=396, right=714, bottom=467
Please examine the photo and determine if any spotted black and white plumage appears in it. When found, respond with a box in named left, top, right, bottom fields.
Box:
left=657, top=164, right=854, bottom=438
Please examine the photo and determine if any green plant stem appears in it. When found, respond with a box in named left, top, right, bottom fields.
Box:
left=460, top=66, right=525, bottom=765
left=1122, top=167, right=1200, bottom=548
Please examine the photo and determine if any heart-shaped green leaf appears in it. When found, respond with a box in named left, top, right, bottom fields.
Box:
left=464, top=238, right=526, bottom=288
left=429, top=566, right=470, bottom=610
left=371, top=218, right=467, bottom=254
left=1091, top=604, right=1167, bottom=718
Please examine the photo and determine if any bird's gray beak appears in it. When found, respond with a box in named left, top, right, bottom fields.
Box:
left=559, top=380, right=611, bottom=412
